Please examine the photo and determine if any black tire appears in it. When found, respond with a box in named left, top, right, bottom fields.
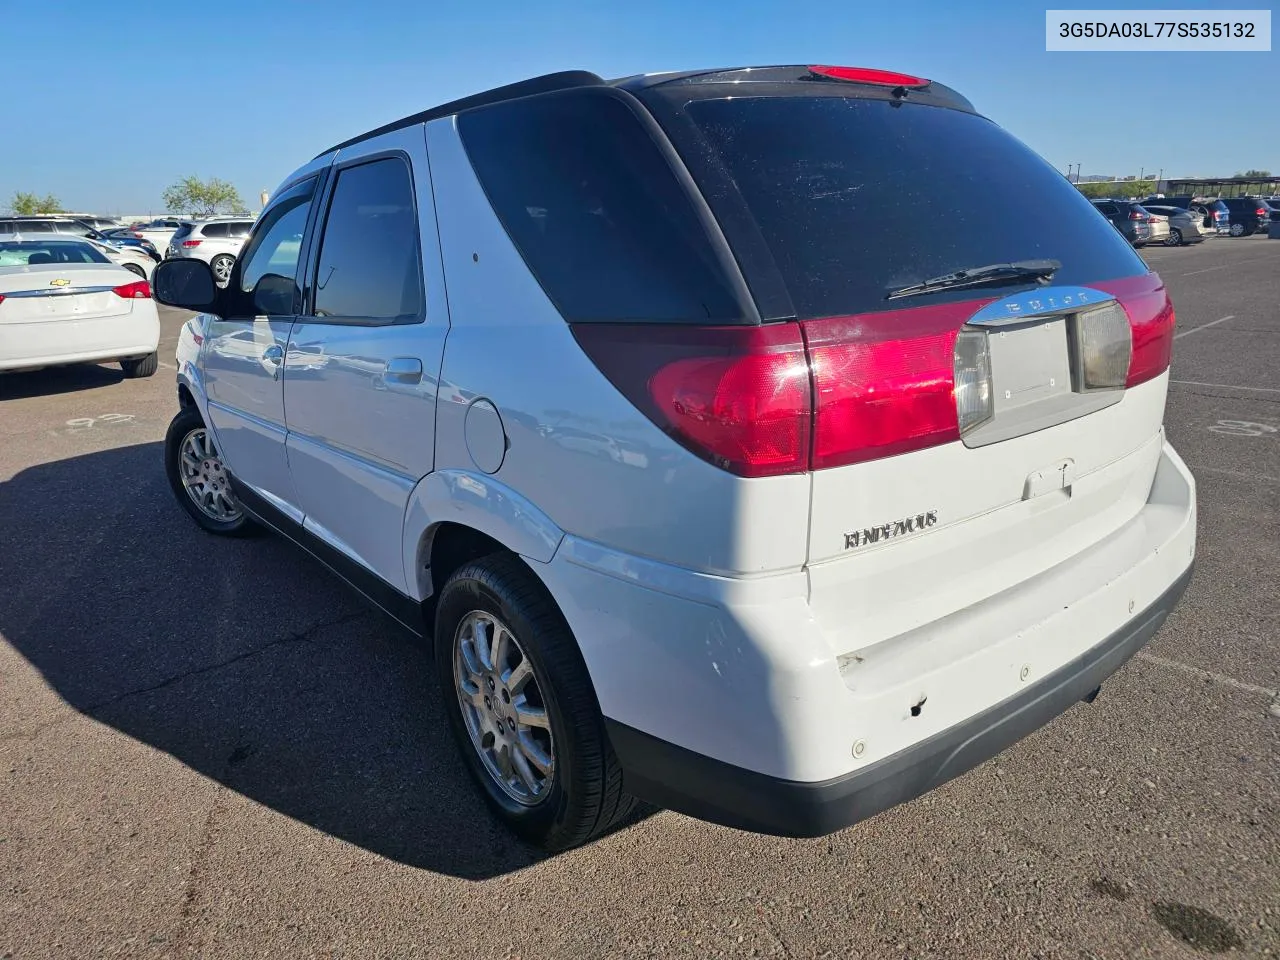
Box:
left=1229, top=222, right=1245, bottom=237
left=434, top=554, right=634, bottom=851
left=164, top=405, right=256, bottom=536
left=120, top=352, right=158, bottom=378
left=124, top=262, right=147, bottom=278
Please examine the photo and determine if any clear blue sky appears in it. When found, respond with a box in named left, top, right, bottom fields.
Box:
left=5, top=0, right=1275, bottom=213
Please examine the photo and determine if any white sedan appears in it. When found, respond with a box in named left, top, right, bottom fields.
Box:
left=78, top=234, right=157, bottom=280
left=0, top=237, right=160, bottom=377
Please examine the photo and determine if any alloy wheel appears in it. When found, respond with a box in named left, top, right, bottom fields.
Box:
left=453, top=610, right=555, bottom=805
left=178, top=427, right=241, bottom=522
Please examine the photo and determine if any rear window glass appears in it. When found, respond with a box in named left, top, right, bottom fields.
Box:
left=459, top=89, right=741, bottom=323
left=171, top=223, right=195, bottom=241
left=676, top=96, right=1147, bottom=319
left=0, top=240, right=111, bottom=265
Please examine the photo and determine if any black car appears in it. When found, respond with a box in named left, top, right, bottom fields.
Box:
left=1219, top=197, right=1276, bottom=237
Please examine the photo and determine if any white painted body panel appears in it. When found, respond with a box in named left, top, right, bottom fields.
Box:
left=0, top=264, right=158, bottom=371
left=282, top=125, right=447, bottom=594
left=537, top=440, right=1194, bottom=782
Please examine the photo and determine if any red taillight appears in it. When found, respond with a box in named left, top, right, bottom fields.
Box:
left=572, top=323, right=811, bottom=477
left=130, top=231, right=144, bottom=238
left=182, top=239, right=202, bottom=247
left=112, top=279, right=152, bottom=299
left=1129, top=210, right=1145, bottom=220
left=801, top=303, right=974, bottom=468
left=1093, top=274, right=1175, bottom=388
left=808, top=65, right=928, bottom=87
left=1256, top=207, right=1268, bottom=217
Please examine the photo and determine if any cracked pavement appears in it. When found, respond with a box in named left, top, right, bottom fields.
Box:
left=1, top=238, right=1278, bottom=959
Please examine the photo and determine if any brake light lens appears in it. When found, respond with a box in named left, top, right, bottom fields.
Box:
left=182, top=239, right=202, bottom=247
left=111, top=280, right=152, bottom=299
left=1257, top=207, right=1268, bottom=217
left=808, top=65, right=928, bottom=88
left=802, top=306, right=968, bottom=468
left=1129, top=210, right=1145, bottom=220
left=572, top=323, right=811, bottom=477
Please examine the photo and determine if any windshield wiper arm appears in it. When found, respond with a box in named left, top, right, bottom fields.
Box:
left=886, top=259, right=1061, bottom=301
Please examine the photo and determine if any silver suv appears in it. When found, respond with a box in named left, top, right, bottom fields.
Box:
left=166, top=218, right=255, bottom=285
left=152, top=66, right=1196, bottom=852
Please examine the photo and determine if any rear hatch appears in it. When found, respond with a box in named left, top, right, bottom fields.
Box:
left=630, top=69, right=1175, bottom=647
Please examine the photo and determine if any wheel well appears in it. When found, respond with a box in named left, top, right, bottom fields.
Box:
left=177, top=384, right=195, bottom=409
left=427, top=523, right=508, bottom=598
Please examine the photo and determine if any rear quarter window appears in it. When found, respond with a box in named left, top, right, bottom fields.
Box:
left=670, top=96, right=1148, bottom=319
left=458, top=88, right=742, bottom=324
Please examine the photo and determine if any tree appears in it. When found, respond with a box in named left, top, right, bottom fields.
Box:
left=1234, top=169, right=1272, bottom=178
left=1076, top=180, right=1156, bottom=200
left=9, top=191, right=63, bottom=215
left=161, top=176, right=247, bottom=217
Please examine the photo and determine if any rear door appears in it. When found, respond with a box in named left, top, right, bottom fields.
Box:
left=201, top=177, right=319, bottom=520
left=646, top=88, right=1174, bottom=645
left=283, top=129, right=446, bottom=594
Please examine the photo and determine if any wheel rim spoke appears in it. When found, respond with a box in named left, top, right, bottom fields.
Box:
left=179, top=428, right=241, bottom=523
left=451, top=610, right=555, bottom=805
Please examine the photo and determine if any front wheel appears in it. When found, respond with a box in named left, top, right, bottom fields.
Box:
left=164, top=405, right=255, bottom=536
left=434, top=554, right=634, bottom=851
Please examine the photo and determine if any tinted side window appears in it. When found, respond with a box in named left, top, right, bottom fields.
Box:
left=311, top=157, right=422, bottom=322
left=672, top=96, right=1147, bottom=319
left=231, top=177, right=316, bottom=316
left=202, top=223, right=229, bottom=238
left=21, top=221, right=55, bottom=233
left=459, top=88, right=741, bottom=323
left=228, top=222, right=253, bottom=237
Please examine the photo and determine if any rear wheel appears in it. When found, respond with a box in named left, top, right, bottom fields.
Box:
left=164, top=405, right=255, bottom=536
left=1166, top=229, right=1182, bottom=247
left=1229, top=222, right=1245, bottom=237
left=434, top=554, right=634, bottom=851
left=120, top=352, right=158, bottom=378
left=210, top=255, right=235, bottom=287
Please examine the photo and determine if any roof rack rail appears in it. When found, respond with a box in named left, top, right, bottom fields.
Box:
left=317, top=70, right=605, bottom=158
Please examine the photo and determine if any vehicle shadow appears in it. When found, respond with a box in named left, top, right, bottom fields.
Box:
left=0, top=442, right=643, bottom=878
left=0, top=363, right=125, bottom=399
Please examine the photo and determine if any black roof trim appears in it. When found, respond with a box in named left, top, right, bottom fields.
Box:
left=317, top=70, right=606, bottom=158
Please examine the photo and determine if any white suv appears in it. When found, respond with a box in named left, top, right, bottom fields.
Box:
left=166, top=218, right=255, bottom=285
left=153, top=66, right=1196, bottom=851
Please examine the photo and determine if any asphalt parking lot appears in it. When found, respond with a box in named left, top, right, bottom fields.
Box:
left=1, top=236, right=1277, bottom=959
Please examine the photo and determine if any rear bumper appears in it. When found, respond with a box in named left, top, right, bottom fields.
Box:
left=607, top=563, right=1192, bottom=836
left=0, top=309, right=160, bottom=372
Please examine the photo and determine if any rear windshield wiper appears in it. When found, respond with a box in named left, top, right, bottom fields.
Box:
left=886, top=259, right=1061, bottom=301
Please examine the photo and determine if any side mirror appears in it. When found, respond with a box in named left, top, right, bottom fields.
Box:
left=153, top=259, right=217, bottom=311
left=252, top=273, right=299, bottom=316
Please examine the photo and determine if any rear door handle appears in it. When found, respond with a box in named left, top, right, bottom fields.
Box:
left=384, top=357, right=423, bottom=383
left=262, top=344, right=284, bottom=381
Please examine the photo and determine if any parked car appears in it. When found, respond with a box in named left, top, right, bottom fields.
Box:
left=166, top=218, right=255, bottom=286
left=1219, top=197, right=1275, bottom=236
left=1192, top=200, right=1231, bottom=234
left=1090, top=199, right=1154, bottom=246
left=125, top=218, right=185, bottom=255
left=0, top=215, right=100, bottom=237
left=1141, top=205, right=1205, bottom=245
left=152, top=65, right=1195, bottom=851
left=100, top=227, right=162, bottom=260
left=0, top=237, right=159, bottom=376
left=74, top=234, right=156, bottom=279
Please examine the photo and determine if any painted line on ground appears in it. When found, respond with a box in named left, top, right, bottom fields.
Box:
left=1173, top=315, right=1235, bottom=339
left=1135, top=652, right=1277, bottom=700
left=1181, top=258, right=1268, bottom=277
left=157, top=361, right=177, bottom=371
left=1171, top=380, right=1280, bottom=395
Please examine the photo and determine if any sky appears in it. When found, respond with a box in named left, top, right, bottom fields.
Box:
left=4, top=0, right=1275, bottom=214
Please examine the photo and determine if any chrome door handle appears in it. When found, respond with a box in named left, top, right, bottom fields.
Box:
left=384, top=357, right=423, bottom=383
left=262, top=344, right=283, bottom=364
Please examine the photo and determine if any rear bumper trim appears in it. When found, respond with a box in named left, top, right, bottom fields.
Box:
left=607, top=562, right=1193, bottom=837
